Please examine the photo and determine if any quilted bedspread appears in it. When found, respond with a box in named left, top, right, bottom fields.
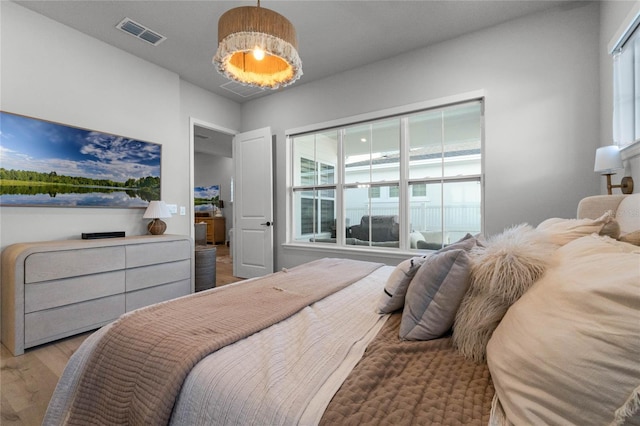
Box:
left=59, top=258, right=382, bottom=426
left=320, top=313, right=495, bottom=425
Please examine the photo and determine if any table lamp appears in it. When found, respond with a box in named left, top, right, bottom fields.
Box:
left=143, top=200, right=172, bottom=235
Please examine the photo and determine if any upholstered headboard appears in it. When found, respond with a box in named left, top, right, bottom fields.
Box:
left=577, top=193, right=640, bottom=236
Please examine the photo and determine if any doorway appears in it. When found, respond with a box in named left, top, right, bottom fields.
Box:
left=190, top=118, right=236, bottom=285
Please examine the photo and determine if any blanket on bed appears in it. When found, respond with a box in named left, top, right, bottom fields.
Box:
left=62, top=258, right=382, bottom=425
left=320, top=313, right=494, bottom=425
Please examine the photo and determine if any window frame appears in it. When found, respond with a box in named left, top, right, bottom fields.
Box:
left=296, top=158, right=336, bottom=239
left=285, top=91, right=485, bottom=255
left=610, top=3, right=640, bottom=150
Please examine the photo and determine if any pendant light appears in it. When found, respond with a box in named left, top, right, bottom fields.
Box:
left=213, top=0, right=303, bottom=89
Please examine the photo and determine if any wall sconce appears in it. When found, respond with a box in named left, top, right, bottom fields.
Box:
left=143, top=201, right=172, bottom=235
left=594, top=145, right=634, bottom=195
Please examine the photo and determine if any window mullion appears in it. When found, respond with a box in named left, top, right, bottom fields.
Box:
left=440, top=110, right=445, bottom=245
left=399, top=116, right=409, bottom=250
left=336, top=129, right=345, bottom=244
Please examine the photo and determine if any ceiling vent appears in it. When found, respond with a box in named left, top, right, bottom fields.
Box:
left=220, top=81, right=266, bottom=98
left=116, top=18, right=166, bottom=46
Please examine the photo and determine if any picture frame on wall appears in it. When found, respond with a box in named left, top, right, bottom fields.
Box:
left=0, top=111, right=161, bottom=208
left=194, top=185, right=220, bottom=213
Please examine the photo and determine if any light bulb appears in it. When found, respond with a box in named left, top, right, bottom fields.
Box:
left=253, top=47, right=265, bottom=61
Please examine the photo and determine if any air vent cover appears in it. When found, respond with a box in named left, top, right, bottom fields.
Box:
left=116, top=18, right=166, bottom=46
left=220, top=81, right=266, bottom=98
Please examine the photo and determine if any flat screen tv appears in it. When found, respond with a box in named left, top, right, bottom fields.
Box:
left=0, top=111, right=161, bottom=208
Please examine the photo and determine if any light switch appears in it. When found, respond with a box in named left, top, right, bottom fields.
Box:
left=166, top=204, right=178, bottom=214
left=180, top=206, right=186, bottom=216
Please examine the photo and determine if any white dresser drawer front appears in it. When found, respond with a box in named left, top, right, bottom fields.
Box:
left=126, top=240, right=191, bottom=268
left=125, top=259, right=190, bottom=292
left=25, top=294, right=125, bottom=347
left=24, top=246, right=125, bottom=283
left=125, top=279, right=190, bottom=312
left=25, top=270, right=125, bottom=314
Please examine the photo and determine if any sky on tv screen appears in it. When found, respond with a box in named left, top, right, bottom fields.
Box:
left=0, top=112, right=161, bottom=182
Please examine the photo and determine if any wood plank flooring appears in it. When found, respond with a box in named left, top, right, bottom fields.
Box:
left=0, top=244, right=242, bottom=425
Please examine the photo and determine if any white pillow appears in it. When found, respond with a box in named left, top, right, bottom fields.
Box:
left=487, top=235, right=640, bottom=425
left=536, top=210, right=613, bottom=245
left=377, top=256, right=429, bottom=313
left=616, top=193, right=640, bottom=236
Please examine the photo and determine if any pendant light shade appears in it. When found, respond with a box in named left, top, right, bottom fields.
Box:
left=213, top=2, right=302, bottom=89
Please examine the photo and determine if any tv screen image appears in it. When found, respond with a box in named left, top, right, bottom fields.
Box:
left=0, top=111, right=161, bottom=208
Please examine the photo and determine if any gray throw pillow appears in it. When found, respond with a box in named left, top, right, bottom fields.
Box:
left=399, top=249, right=471, bottom=340
left=439, top=233, right=479, bottom=253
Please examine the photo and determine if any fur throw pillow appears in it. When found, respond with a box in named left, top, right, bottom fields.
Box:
left=452, top=224, right=556, bottom=362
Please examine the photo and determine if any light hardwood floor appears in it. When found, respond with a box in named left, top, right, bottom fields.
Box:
left=0, top=244, right=242, bottom=425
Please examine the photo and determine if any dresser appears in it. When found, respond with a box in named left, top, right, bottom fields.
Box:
left=195, top=216, right=226, bottom=244
left=1, top=234, right=193, bottom=355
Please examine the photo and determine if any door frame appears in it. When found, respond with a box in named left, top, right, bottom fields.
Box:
left=189, top=117, right=238, bottom=243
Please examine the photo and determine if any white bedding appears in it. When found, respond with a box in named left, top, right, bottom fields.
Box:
left=46, top=265, right=394, bottom=425
left=487, top=235, right=640, bottom=425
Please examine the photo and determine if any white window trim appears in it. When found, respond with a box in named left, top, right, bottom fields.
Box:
left=608, top=2, right=640, bottom=55
left=284, top=90, right=486, bottom=254
left=609, top=2, right=640, bottom=154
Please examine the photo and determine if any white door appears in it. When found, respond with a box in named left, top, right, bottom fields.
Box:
left=233, top=127, right=274, bottom=278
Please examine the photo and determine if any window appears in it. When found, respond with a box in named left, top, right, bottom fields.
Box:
left=289, top=99, right=483, bottom=250
left=292, top=131, right=338, bottom=242
left=612, top=12, right=640, bottom=147
left=412, top=184, right=427, bottom=197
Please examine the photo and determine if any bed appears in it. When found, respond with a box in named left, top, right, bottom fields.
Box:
left=44, top=194, right=640, bottom=425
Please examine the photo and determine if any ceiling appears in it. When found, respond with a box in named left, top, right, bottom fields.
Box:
left=14, top=0, right=573, bottom=104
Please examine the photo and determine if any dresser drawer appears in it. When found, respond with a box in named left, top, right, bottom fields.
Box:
left=125, top=259, right=190, bottom=292
left=25, top=294, right=125, bottom=347
left=126, top=240, right=191, bottom=268
left=25, top=270, right=125, bottom=313
left=24, top=246, right=125, bottom=283
left=2, top=235, right=192, bottom=355
left=125, top=279, right=191, bottom=312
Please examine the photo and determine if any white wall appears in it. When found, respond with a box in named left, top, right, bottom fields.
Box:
left=599, top=0, right=640, bottom=191
left=0, top=2, right=240, bottom=251
left=241, top=3, right=602, bottom=269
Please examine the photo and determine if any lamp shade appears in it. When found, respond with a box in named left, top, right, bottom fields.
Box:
left=594, top=145, right=623, bottom=174
left=213, top=2, right=302, bottom=89
left=143, top=201, right=172, bottom=219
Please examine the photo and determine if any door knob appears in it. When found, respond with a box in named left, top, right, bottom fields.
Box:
left=260, top=221, right=272, bottom=227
